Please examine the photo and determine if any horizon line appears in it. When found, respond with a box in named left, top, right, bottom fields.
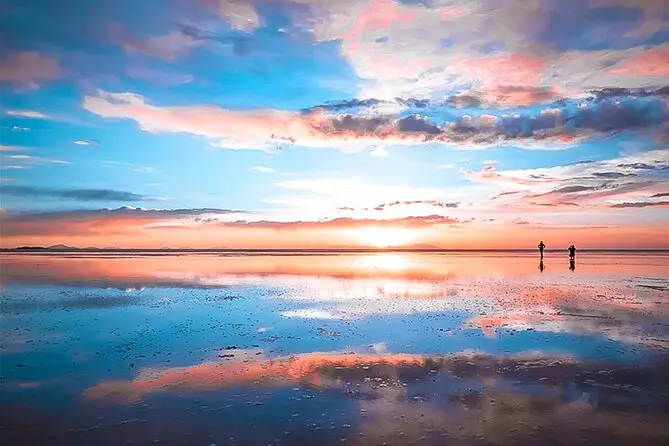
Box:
left=2, top=247, right=669, bottom=253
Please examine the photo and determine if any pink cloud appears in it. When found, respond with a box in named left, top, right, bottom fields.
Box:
left=334, top=0, right=466, bottom=81
left=608, top=48, right=669, bottom=77
left=453, top=53, right=545, bottom=89
left=462, top=165, right=561, bottom=186
left=109, top=24, right=201, bottom=62
left=82, top=90, right=588, bottom=151
left=480, top=86, right=562, bottom=107
left=0, top=208, right=461, bottom=240
left=83, top=91, right=336, bottom=151
left=341, top=0, right=416, bottom=40
left=0, top=51, right=61, bottom=89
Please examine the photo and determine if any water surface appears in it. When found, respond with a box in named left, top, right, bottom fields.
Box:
left=1, top=252, right=668, bottom=445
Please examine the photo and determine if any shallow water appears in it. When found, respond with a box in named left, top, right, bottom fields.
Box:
left=1, top=252, right=669, bottom=445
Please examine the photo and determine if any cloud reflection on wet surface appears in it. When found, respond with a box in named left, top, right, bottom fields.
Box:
left=1, top=252, right=669, bottom=445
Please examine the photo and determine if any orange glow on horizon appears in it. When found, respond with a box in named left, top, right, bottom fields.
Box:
left=351, top=226, right=418, bottom=247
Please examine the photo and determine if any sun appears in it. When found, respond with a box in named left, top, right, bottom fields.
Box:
left=352, top=226, right=416, bottom=248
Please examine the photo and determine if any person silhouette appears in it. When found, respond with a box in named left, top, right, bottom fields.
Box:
left=539, top=260, right=545, bottom=273
left=538, top=240, right=546, bottom=259
left=568, top=245, right=576, bottom=259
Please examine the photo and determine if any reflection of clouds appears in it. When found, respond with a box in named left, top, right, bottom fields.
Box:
left=84, top=348, right=669, bottom=446
left=85, top=350, right=427, bottom=401
left=274, top=275, right=669, bottom=347
left=281, top=308, right=343, bottom=319
left=352, top=383, right=669, bottom=446
left=13, top=349, right=669, bottom=445
left=4, top=253, right=669, bottom=289
left=3, top=253, right=668, bottom=345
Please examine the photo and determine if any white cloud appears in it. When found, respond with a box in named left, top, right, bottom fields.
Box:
left=211, top=1, right=669, bottom=101
left=370, top=147, right=388, bottom=157
left=250, top=166, right=276, bottom=173
left=0, top=145, right=28, bottom=152
left=5, top=110, right=50, bottom=119
left=1, top=154, right=70, bottom=167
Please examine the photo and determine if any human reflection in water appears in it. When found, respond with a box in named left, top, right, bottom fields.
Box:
left=569, top=258, right=576, bottom=272
left=539, top=260, right=545, bottom=273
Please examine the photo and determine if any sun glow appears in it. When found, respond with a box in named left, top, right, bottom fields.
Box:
left=353, top=254, right=410, bottom=271
left=352, top=226, right=416, bottom=248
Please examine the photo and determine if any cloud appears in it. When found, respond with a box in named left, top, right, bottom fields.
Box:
left=610, top=201, right=669, bottom=208
left=83, top=89, right=669, bottom=151
left=608, top=47, right=669, bottom=77
left=464, top=149, right=669, bottom=211
left=281, top=0, right=669, bottom=100
left=0, top=205, right=461, bottom=240
left=0, top=186, right=149, bottom=202
left=223, top=215, right=462, bottom=230
left=73, top=140, right=96, bottom=146
left=250, top=166, right=276, bottom=173
left=108, top=24, right=201, bottom=62
left=196, top=0, right=261, bottom=31
left=0, top=154, right=70, bottom=168
left=0, top=206, right=246, bottom=237
left=373, top=200, right=459, bottom=211
left=0, top=51, right=61, bottom=89
left=83, top=90, right=310, bottom=152
left=102, top=160, right=156, bottom=173
left=5, top=110, right=51, bottom=119
left=0, top=145, right=28, bottom=152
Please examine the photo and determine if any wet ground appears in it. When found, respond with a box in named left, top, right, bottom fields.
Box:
left=1, top=252, right=669, bottom=445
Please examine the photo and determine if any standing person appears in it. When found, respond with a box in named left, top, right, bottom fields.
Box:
left=538, top=241, right=546, bottom=259
left=568, top=245, right=576, bottom=259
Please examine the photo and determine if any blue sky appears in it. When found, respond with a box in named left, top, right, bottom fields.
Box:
left=1, top=0, right=668, bottom=248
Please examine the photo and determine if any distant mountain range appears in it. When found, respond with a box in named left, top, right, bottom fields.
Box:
left=1, top=243, right=442, bottom=252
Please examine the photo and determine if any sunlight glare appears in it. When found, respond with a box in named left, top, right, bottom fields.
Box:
left=352, top=226, right=416, bottom=248
left=353, top=254, right=410, bottom=271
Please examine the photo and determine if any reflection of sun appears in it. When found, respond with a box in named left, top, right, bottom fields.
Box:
left=354, top=254, right=410, bottom=271
left=352, top=226, right=416, bottom=248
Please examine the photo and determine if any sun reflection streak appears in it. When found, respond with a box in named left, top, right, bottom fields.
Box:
left=353, top=254, right=411, bottom=271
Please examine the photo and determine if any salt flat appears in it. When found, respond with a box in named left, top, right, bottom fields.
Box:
left=1, top=252, right=669, bottom=445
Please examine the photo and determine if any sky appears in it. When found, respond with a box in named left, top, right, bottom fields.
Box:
left=0, top=0, right=668, bottom=249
